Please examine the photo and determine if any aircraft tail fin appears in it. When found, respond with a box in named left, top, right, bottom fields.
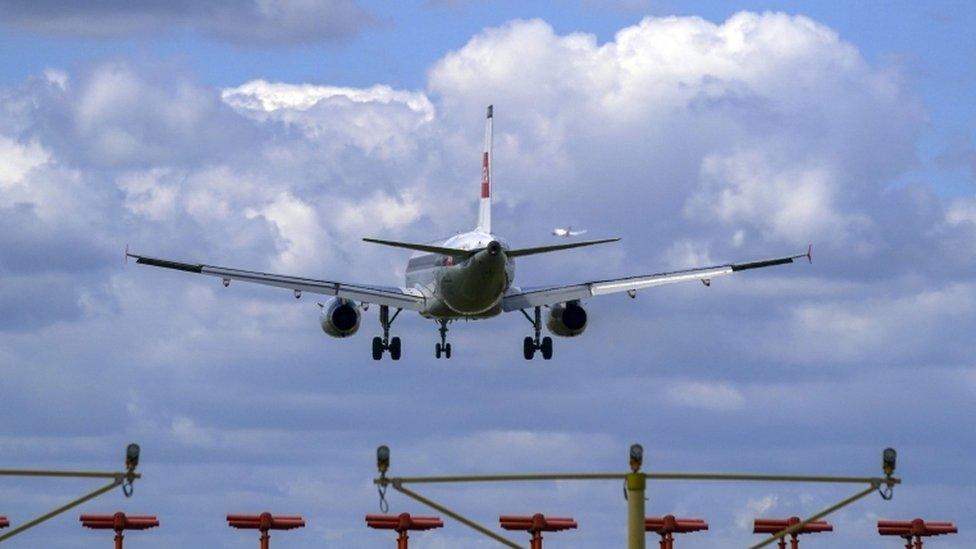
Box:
left=477, top=105, right=493, bottom=234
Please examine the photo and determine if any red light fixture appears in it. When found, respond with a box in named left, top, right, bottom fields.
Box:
left=227, top=512, right=305, bottom=549
left=645, top=515, right=708, bottom=548
left=753, top=517, right=832, bottom=549
left=878, top=518, right=957, bottom=548
left=499, top=513, right=577, bottom=549
left=80, top=512, right=159, bottom=549
left=366, top=512, right=444, bottom=548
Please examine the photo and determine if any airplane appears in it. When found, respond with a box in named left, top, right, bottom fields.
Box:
left=127, top=105, right=811, bottom=361
left=552, top=227, right=588, bottom=237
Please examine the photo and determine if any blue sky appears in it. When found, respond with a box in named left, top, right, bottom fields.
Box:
left=0, top=1, right=974, bottom=547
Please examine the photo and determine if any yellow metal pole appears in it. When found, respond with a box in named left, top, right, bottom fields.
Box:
left=383, top=472, right=893, bottom=485
left=388, top=473, right=627, bottom=484
left=626, top=472, right=645, bottom=549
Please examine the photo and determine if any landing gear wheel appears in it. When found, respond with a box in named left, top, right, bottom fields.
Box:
left=540, top=336, right=553, bottom=360
left=373, top=305, right=402, bottom=360
left=372, top=336, right=383, bottom=360
left=523, top=336, right=535, bottom=360
left=435, top=320, right=452, bottom=359
left=389, top=337, right=401, bottom=361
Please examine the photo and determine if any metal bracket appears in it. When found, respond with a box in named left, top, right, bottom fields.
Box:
left=389, top=481, right=523, bottom=549
left=0, top=470, right=141, bottom=543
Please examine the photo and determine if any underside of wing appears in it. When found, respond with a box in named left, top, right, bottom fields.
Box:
left=128, top=253, right=425, bottom=311
left=502, top=248, right=810, bottom=311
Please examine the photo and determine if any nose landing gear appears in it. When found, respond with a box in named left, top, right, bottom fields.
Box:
left=372, top=305, right=402, bottom=360
left=521, top=306, right=553, bottom=360
left=435, top=319, right=452, bottom=359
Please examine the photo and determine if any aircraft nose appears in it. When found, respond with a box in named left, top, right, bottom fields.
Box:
left=486, top=241, right=502, bottom=256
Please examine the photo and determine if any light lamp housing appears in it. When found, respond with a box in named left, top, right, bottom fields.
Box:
left=629, top=444, right=643, bottom=472
left=125, top=443, right=140, bottom=470
left=377, top=445, right=390, bottom=475
left=882, top=448, right=896, bottom=477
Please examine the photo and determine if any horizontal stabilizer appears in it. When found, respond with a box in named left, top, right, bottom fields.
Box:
left=507, top=238, right=620, bottom=258
left=362, top=238, right=474, bottom=258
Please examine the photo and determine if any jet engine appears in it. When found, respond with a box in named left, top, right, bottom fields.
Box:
left=546, top=301, right=587, bottom=337
left=319, top=298, right=361, bottom=338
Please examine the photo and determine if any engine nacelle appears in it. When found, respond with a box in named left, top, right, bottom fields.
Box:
left=320, top=298, right=361, bottom=338
left=546, top=301, right=588, bottom=337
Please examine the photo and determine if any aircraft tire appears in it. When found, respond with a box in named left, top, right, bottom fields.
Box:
left=390, top=337, right=401, bottom=360
left=372, top=337, right=383, bottom=360
left=541, top=336, right=553, bottom=360
left=435, top=342, right=442, bottom=359
left=445, top=343, right=452, bottom=359
left=523, top=336, right=535, bottom=360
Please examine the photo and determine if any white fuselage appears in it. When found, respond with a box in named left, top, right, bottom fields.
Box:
left=404, top=231, right=515, bottom=319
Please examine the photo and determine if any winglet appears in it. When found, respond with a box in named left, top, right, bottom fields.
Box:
left=124, top=244, right=129, bottom=265
left=806, top=244, right=813, bottom=264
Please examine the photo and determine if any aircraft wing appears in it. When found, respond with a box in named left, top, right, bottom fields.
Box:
left=127, top=252, right=426, bottom=311
left=502, top=247, right=811, bottom=311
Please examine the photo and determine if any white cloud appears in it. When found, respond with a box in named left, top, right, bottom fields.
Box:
left=0, top=136, right=49, bottom=190
left=171, top=416, right=215, bottom=447
left=736, top=495, right=778, bottom=530
left=117, top=169, right=179, bottom=220
left=335, top=191, right=423, bottom=236
left=223, top=79, right=435, bottom=160
left=946, top=196, right=976, bottom=226
left=64, top=61, right=253, bottom=168
left=664, top=239, right=714, bottom=269
left=689, top=150, right=870, bottom=245
left=774, top=283, right=976, bottom=364
left=223, top=80, right=434, bottom=119
left=246, top=192, right=328, bottom=273
left=665, top=381, right=746, bottom=411
left=427, top=13, right=919, bottom=249
left=42, top=68, right=68, bottom=90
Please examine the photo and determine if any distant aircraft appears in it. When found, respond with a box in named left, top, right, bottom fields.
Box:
left=552, top=227, right=588, bottom=237
left=128, top=106, right=811, bottom=361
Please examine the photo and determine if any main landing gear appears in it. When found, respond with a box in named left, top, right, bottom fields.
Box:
left=435, top=319, right=452, bottom=359
left=372, top=305, right=402, bottom=360
left=521, top=306, right=553, bottom=360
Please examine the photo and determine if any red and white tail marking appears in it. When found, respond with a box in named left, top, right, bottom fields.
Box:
left=481, top=151, right=490, bottom=198
left=477, top=105, right=493, bottom=233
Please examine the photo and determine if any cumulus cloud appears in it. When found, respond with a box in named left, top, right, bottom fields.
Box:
left=0, top=0, right=373, bottom=45
left=427, top=13, right=922, bottom=257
